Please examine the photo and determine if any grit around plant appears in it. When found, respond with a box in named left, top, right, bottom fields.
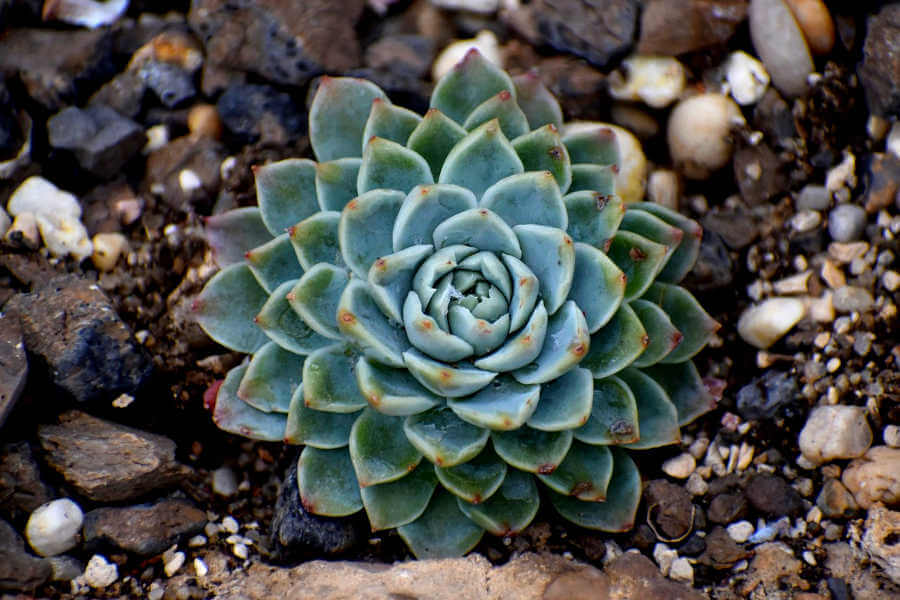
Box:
left=195, top=49, right=720, bottom=558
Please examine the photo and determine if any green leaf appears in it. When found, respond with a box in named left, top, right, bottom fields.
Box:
left=404, top=292, right=475, bottom=362
left=501, top=254, right=539, bottom=332
left=205, top=207, right=271, bottom=267
left=549, top=448, right=640, bottom=532
left=310, top=76, right=388, bottom=162
left=629, top=202, right=703, bottom=283
left=393, top=184, right=476, bottom=251
left=289, top=211, right=343, bottom=270
left=463, top=90, right=529, bottom=139
left=355, top=356, right=442, bottom=416
left=194, top=263, right=269, bottom=354
left=563, top=191, right=624, bottom=250
left=402, top=349, right=497, bottom=398
left=480, top=172, right=567, bottom=229
left=288, top=263, right=349, bottom=340
left=574, top=376, right=639, bottom=445
left=245, top=233, right=304, bottom=293
left=472, top=301, right=547, bottom=372
left=512, top=71, right=563, bottom=130
left=511, top=125, right=571, bottom=194
left=492, top=427, right=573, bottom=474
left=514, top=224, right=575, bottom=315
left=606, top=231, right=669, bottom=302
left=568, top=164, right=616, bottom=195
left=619, top=209, right=685, bottom=272
left=404, top=406, right=490, bottom=467
left=458, top=469, right=538, bottom=535
left=238, top=341, right=302, bottom=413
left=430, top=48, right=515, bottom=124
left=435, top=445, right=507, bottom=503
left=256, top=280, right=333, bottom=355
left=641, top=282, right=719, bottom=363
left=350, top=408, right=422, bottom=487
left=361, top=461, right=437, bottom=530
left=439, top=120, right=524, bottom=200
left=568, top=242, right=625, bottom=333
left=302, top=344, right=368, bottom=413
left=580, top=303, right=648, bottom=379
left=406, top=109, right=467, bottom=180
left=447, top=306, right=509, bottom=356
left=513, top=301, right=589, bottom=385
left=630, top=299, right=682, bottom=368
left=255, top=159, right=320, bottom=236
left=412, top=244, right=477, bottom=309
left=357, top=137, right=433, bottom=195
left=641, top=361, right=717, bottom=426
left=618, top=368, right=681, bottom=449
left=362, top=98, right=422, bottom=150
left=297, top=447, right=363, bottom=516
left=448, top=376, right=540, bottom=431
left=213, top=364, right=287, bottom=441
left=315, top=158, right=362, bottom=211
left=397, top=489, right=484, bottom=559
left=369, top=245, right=434, bottom=323
left=285, top=386, right=359, bottom=449
left=527, top=367, right=593, bottom=431
left=432, top=207, right=522, bottom=257
left=537, top=441, right=612, bottom=501
left=339, top=189, right=405, bottom=278
left=563, top=127, right=618, bottom=166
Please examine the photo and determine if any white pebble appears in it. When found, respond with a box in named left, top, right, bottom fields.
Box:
left=7, top=175, right=81, bottom=219
left=886, top=121, right=900, bottom=159
left=143, top=124, right=169, bottom=154
left=737, top=297, right=807, bottom=349
left=6, top=211, right=40, bottom=247
left=178, top=169, right=202, bottom=192
left=667, top=93, right=744, bottom=180
left=232, top=543, right=249, bottom=559
left=884, top=425, right=900, bottom=448
left=647, top=169, right=680, bottom=210
left=669, top=557, right=694, bottom=584
left=882, top=270, right=900, bottom=292
left=193, top=557, right=208, bottom=577
left=429, top=0, right=498, bottom=12
left=662, top=453, right=696, bottom=479
left=221, top=516, right=239, bottom=534
left=802, top=550, right=817, bottom=566
left=83, top=555, right=118, bottom=589
left=36, top=213, right=93, bottom=260
left=791, top=209, right=822, bottom=232
left=25, top=499, right=84, bottom=557
left=608, top=55, right=686, bottom=108
left=432, top=31, right=500, bottom=81
left=685, top=472, right=709, bottom=496
left=749, top=0, right=813, bottom=98
left=148, top=581, right=164, bottom=600
left=825, top=152, right=856, bottom=192
left=724, top=50, right=770, bottom=105
left=652, top=543, right=677, bottom=576
left=212, top=466, right=239, bottom=497
left=798, top=405, right=873, bottom=465
left=163, top=551, right=185, bottom=577
left=188, top=534, right=207, bottom=547
left=91, top=232, right=128, bottom=272
left=727, top=520, right=755, bottom=543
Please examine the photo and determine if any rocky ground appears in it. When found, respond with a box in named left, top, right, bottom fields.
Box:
left=0, top=0, right=899, bottom=598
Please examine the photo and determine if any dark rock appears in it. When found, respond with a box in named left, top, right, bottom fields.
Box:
left=789, top=227, right=828, bottom=256
left=81, top=179, right=142, bottom=235
left=145, top=135, right=226, bottom=211
left=628, top=523, right=657, bottom=552
left=0, top=518, right=50, bottom=592
left=38, top=410, right=189, bottom=503
left=0, top=29, right=115, bottom=111
left=271, top=459, right=361, bottom=560
left=734, top=143, right=787, bottom=206
left=736, top=370, right=799, bottom=420
left=47, top=105, right=146, bottom=179
left=0, top=74, right=23, bottom=161
left=682, top=230, right=733, bottom=291
left=753, top=88, right=796, bottom=143
left=700, top=526, right=750, bottom=569
left=83, top=498, right=206, bottom=555
left=745, top=474, right=803, bottom=517
left=365, top=34, right=434, bottom=79
left=5, top=274, right=153, bottom=404
left=47, top=555, right=82, bottom=582
left=602, top=552, right=705, bottom=600
left=679, top=533, right=707, bottom=557
left=217, top=83, right=304, bottom=146
left=0, top=311, right=27, bottom=429
left=637, top=0, right=747, bottom=55
left=0, top=442, right=53, bottom=520
left=707, top=492, right=749, bottom=524
left=644, top=479, right=694, bottom=540
left=188, top=0, right=364, bottom=88
left=864, top=152, right=900, bottom=213
left=702, top=204, right=760, bottom=250
left=858, top=4, right=900, bottom=118
left=90, top=71, right=147, bottom=120
left=137, top=61, right=196, bottom=109
left=509, top=0, right=638, bottom=69
left=816, top=478, right=858, bottom=518
left=826, top=577, right=852, bottom=600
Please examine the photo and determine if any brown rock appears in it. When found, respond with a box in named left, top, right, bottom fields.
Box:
left=842, top=446, right=900, bottom=508
left=644, top=479, right=695, bottom=539
left=733, top=143, right=787, bottom=206
left=740, top=541, right=808, bottom=595
left=38, top=410, right=189, bottom=502
left=0, top=442, right=53, bottom=520
left=745, top=474, right=803, bottom=516
left=700, top=526, right=750, bottom=569
left=863, top=153, right=900, bottom=213
left=861, top=505, right=900, bottom=586
left=826, top=541, right=900, bottom=598
left=783, top=0, right=835, bottom=55
left=638, top=0, right=748, bottom=56
left=600, top=553, right=704, bottom=600
left=858, top=5, right=900, bottom=118
left=0, top=311, right=27, bottom=428
left=708, top=492, right=749, bottom=524
left=816, top=478, right=859, bottom=517
left=83, top=498, right=206, bottom=556
left=145, top=135, right=225, bottom=211
left=0, top=518, right=50, bottom=592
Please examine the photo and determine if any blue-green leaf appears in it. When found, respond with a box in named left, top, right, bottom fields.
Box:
left=537, top=441, right=612, bottom=501
left=397, top=489, right=484, bottom=559
left=511, top=125, right=571, bottom=194
left=357, top=137, right=433, bottom=195
left=213, top=364, right=287, bottom=441
left=288, top=263, right=349, bottom=340
left=574, top=376, right=639, bottom=445
left=245, top=234, right=304, bottom=293
left=238, top=341, right=302, bottom=413
left=362, top=98, right=422, bottom=150
left=463, top=90, right=529, bottom=139
left=393, top=184, right=476, bottom=251
left=480, top=171, right=567, bottom=230
left=285, top=386, right=359, bottom=449
left=350, top=408, right=422, bottom=487
left=435, top=445, right=507, bottom=504
left=297, top=447, right=363, bottom=516
left=194, top=263, right=269, bottom=354
left=618, top=368, right=681, bottom=449
left=430, top=48, right=515, bottom=124
left=448, top=376, right=540, bottom=431
left=406, top=109, right=467, bottom=180
left=361, top=461, right=437, bottom=530
left=205, top=207, right=271, bottom=267
left=404, top=406, right=490, bottom=467
left=255, top=159, right=320, bottom=236
left=457, top=469, right=538, bottom=535
left=355, top=356, right=442, bottom=416
left=303, top=344, right=368, bottom=414
left=527, top=368, right=593, bottom=431
left=316, top=158, right=362, bottom=211
left=256, top=280, right=333, bottom=355
left=492, top=427, right=573, bottom=474
left=580, top=304, right=647, bottom=379
left=288, top=211, right=343, bottom=270
left=439, top=120, right=524, bottom=200
left=340, top=189, right=405, bottom=278
left=338, top=280, right=411, bottom=368
left=310, top=76, right=387, bottom=162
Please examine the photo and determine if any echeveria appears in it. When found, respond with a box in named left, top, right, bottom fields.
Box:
left=195, top=50, right=719, bottom=558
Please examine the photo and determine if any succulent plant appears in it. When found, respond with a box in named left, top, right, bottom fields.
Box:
left=195, top=50, right=719, bottom=558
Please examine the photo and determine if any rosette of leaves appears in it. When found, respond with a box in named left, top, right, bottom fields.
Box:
left=195, top=50, right=719, bottom=559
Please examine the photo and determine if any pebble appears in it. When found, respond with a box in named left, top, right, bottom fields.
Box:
left=887, top=122, right=900, bottom=159
left=188, top=534, right=207, bottom=547
left=689, top=437, right=710, bottom=460
left=662, top=453, right=696, bottom=479
left=91, top=232, right=127, bottom=272
left=799, top=405, right=873, bottom=465
left=749, top=0, right=814, bottom=98
left=432, top=31, right=500, bottom=81
left=233, top=542, right=249, bottom=559
left=25, top=498, right=84, bottom=557
left=187, top=104, right=223, bottom=140
left=829, top=241, right=868, bottom=263
left=83, top=555, right=117, bottom=589
left=724, top=50, right=770, bottom=105
left=212, top=466, right=239, bottom=497
left=737, top=297, right=807, bottom=349
left=430, top=0, right=498, bottom=11
left=163, top=548, right=185, bottom=577
left=193, top=557, right=208, bottom=577
left=685, top=472, right=709, bottom=496
left=832, top=286, right=874, bottom=313
left=842, top=446, right=900, bottom=508
left=667, top=93, right=744, bottom=179
left=747, top=517, right=791, bottom=544
left=727, top=521, right=755, bottom=543
left=828, top=204, right=867, bottom=242
left=48, top=556, right=83, bottom=582
left=5, top=211, right=39, bottom=247
left=652, top=543, right=676, bottom=575
left=773, top=271, right=810, bottom=294
left=816, top=478, right=858, bottom=517
left=783, top=0, right=835, bottom=55
left=222, top=516, right=239, bottom=534
left=884, top=425, right=900, bottom=448
left=7, top=175, right=81, bottom=219
left=826, top=153, right=856, bottom=192
left=796, top=184, right=832, bottom=211
left=36, top=213, right=93, bottom=260
left=148, top=581, right=164, bottom=600
left=791, top=209, right=822, bottom=232
left=746, top=474, right=803, bottom=517
left=646, top=169, right=680, bottom=210
left=608, top=55, right=686, bottom=108
left=821, top=259, right=846, bottom=288
left=668, top=557, right=693, bottom=584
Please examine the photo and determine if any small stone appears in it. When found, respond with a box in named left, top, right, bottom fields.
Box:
left=187, top=104, right=223, bottom=140
left=727, top=520, right=755, bottom=543
left=0, top=312, right=28, bottom=430
left=863, top=153, right=900, bottom=212
left=749, top=0, right=814, bottom=98
left=884, top=425, right=900, bottom=448
left=842, top=446, right=900, bottom=508
left=741, top=542, right=804, bottom=594
left=773, top=271, right=811, bottom=295
left=35, top=213, right=93, bottom=261
left=644, top=480, right=694, bottom=540
left=724, top=50, right=770, bottom=105
left=662, top=453, right=696, bottom=479
left=795, top=184, right=832, bottom=211
left=233, top=543, right=249, bottom=559
left=826, top=152, right=856, bottom=192
left=700, top=526, right=750, bottom=568
left=222, top=516, right=239, bottom=534
left=883, top=271, right=900, bottom=292
left=216, top=83, right=304, bottom=146
left=25, top=499, right=83, bottom=557
left=816, top=479, right=858, bottom=518
left=193, top=557, right=208, bottom=577
left=737, top=297, right=807, bottom=349
left=163, top=550, right=185, bottom=577
left=685, top=472, right=708, bottom=496
left=148, top=581, right=164, bottom=600
left=858, top=5, right=900, bottom=118
left=783, top=0, right=835, bottom=55
left=668, top=93, right=744, bottom=179
left=7, top=176, right=81, bottom=220
left=0, top=518, right=51, bottom=592
left=708, top=493, right=748, bottom=524
left=668, top=557, right=693, bottom=584
left=828, top=241, right=869, bottom=264
left=48, top=556, right=83, bottom=582
left=0, top=207, right=9, bottom=237
left=82, top=554, right=117, bottom=589
left=431, top=0, right=497, bottom=11
left=0, top=442, right=52, bottom=518
left=861, top=505, right=900, bottom=585
left=652, top=543, right=676, bottom=575
left=637, top=0, right=747, bottom=56
left=828, top=204, right=867, bottom=242
left=82, top=499, right=206, bottom=556
left=831, top=286, right=874, bottom=313
left=746, top=474, right=803, bottom=517
left=432, top=31, right=500, bottom=81
left=799, top=405, right=873, bottom=466
left=608, top=55, right=685, bottom=108
left=91, top=232, right=127, bottom=272
left=646, top=169, right=680, bottom=210
left=188, top=534, right=206, bottom=547
left=47, top=105, right=145, bottom=178
left=212, top=466, right=239, bottom=497
left=791, top=209, right=822, bottom=232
